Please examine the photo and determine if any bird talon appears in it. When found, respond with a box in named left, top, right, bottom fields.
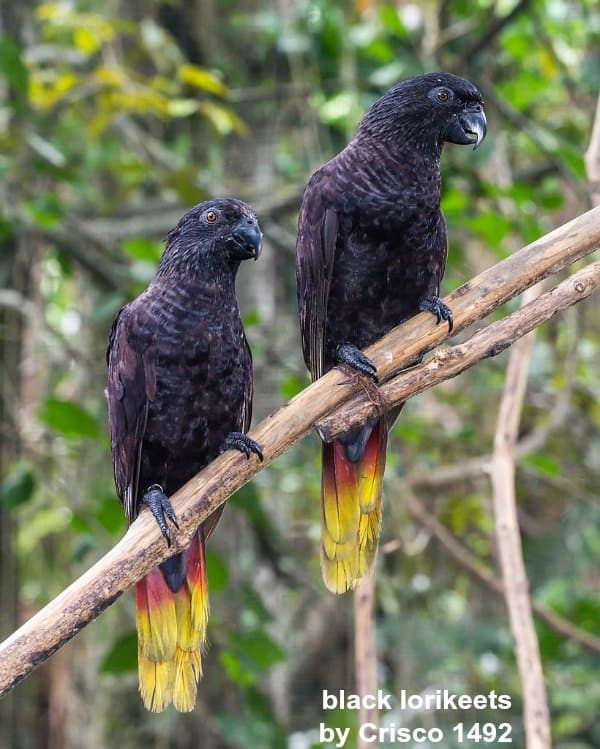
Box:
left=220, top=432, right=264, bottom=462
left=335, top=344, right=379, bottom=382
left=419, top=296, right=453, bottom=332
left=142, top=485, right=179, bottom=545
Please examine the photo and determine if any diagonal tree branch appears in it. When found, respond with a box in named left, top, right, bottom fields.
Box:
left=318, top=261, right=600, bottom=441
left=0, top=207, right=599, bottom=698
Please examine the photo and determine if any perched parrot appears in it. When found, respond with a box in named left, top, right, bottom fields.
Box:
left=296, top=72, right=487, bottom=593
left=106, top=198, right=263, bottom=711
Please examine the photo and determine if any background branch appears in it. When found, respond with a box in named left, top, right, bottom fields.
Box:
left=354, top=575, right=377, bottom=749
left=488, top=285, right=551, bottom=749
left=585, top=90, right=600, bottom=207
left=401, top=492, right=600, bottom=654
left=401, top=309, right=578, bottom=492
left=458, top=0, right=531, bottom=65
left=0, top=207, right=599, bottom=698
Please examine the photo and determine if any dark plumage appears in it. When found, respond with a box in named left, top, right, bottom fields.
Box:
left=296, top=72, right=486, bottom=593
left=106, top=197, right=262, bottom=711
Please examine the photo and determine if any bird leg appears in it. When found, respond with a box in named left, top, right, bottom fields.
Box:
left=419, top=296, right=454, bottom=332
left=142, top=484, right=179, bottom=546
left=335, top=343, right=379, bottom=382
left=220, top=432, right=264, bottom=461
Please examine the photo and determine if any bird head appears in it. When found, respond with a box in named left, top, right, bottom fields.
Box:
left=161, top=198, right=262, bottom=276
left=357, top=72, right=487, bottom=153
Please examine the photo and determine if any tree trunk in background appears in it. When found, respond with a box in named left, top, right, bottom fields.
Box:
left=0, top=1, right=35, bottom=745
left=0, top=240, right=31, bottom=749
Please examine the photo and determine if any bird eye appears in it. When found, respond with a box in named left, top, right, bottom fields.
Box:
left=436, top=89, right=450, bottom=103
left=205, top=210, right=218, bottom=223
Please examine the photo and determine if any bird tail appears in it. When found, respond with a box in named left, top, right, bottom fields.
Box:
left=356, top=418, right=387, bottom=579
left=135, top=529, right=209, bottom=712
left=320, top=419, right=387, bottom=594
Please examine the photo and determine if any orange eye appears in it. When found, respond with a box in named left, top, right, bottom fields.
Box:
left=206, top=210, right=218, bottom=223
left=436, top=89, right=450, bottom=103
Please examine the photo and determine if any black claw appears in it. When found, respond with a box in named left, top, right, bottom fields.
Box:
left=220, top=432, right=264, bottom=462
left=335, top=343, right=379, bottom=382
left=142, top=484, right=179, bottom=546
left=419, top=296, right=454, bottom=332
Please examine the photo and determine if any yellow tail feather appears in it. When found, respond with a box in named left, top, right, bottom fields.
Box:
left=320, top=545, right=360, bottom=593
left=356, top=420, right=386, bottom=576
left=357, top=499, right=382, bottom=578
left=172, top=648, right=202, bottom=712
left=136, top=531, right=209, bottom=712
left=138, top=651, right=176, bottom=713
left=320, top=421, right=387, bottom=594
left=320, top=441, right=361, bottom=593
left=321, top=441, right=360, bottom=545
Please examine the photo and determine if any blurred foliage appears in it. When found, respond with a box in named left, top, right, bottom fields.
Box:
left=0, top=1, right=599, bottom=748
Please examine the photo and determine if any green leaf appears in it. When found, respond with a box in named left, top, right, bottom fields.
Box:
left=198, top=101, right=248, bottom=135
left=466, top=212, right=512, bottom=252
left=0, top=464, right=36, bottom=508
left=0, top=36, right=29, bottom=113
left=24, top=193, right=64, bottom=228
left=96, top=497, right=125, bottom=535
left=19, top=506, right=72, bottom=551
left=378, top=5, right=407, bottom=36
left=522, top=453, right=561, bottom=477
left=227, top=629, right=285, bottom=673
left=167, top=98, right=201, bottom=118
left=242, top=308, right=260, bottom=328
left=121, top=237, right=163, bottom=262
left=70, top=512, right=91, bottom=534
left=178, top=64, right=228, bottom=96
left=101, top=632, right=138, bottom=674
left=238, top=630, right=285, bottom=669
left=74, top=27, right=101, bottom=55
left=219, top=650, right=255, bottom=686
left=38, top=398, right=100, bottom=440
left=441, top=189, right=470, bottom=216
left=318, top=91, right=359, bottom=127
left=556, top=144, right=585, bottom=178
left=280, top=373, right=308, bottom=400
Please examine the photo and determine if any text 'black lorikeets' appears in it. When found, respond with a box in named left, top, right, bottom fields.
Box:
left=296, top=72, right=487, bottom=594
left=106, top=198, right=263, bottom=711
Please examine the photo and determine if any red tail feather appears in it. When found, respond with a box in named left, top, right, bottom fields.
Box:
left=320, top=419, right=387, bottom=593
left=136, top=530, right=209, bottom=712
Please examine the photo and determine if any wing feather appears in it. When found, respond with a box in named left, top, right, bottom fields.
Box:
left=296, top=169, right=341, bottom=381
left=106, top=304, right=156, bottom=524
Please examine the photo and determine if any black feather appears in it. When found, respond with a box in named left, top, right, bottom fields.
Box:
left=107, top=198, right=261, bottom=587
left=296, top=72, right=486, bottom=457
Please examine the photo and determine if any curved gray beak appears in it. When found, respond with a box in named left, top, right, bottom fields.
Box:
left=228, top=218, right=263, bottom=261
left=445, top=107, right=487, bottom=150
left=460, top=108, right=487, bottom=150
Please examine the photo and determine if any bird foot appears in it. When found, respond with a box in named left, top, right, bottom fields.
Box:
left=220, top=432, right=263, bottom=461
left=335, top=343, right=378, bottom=382
left=142, top=484, right=179, bottom=546
left=419, top=296, right=453, bottom=332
